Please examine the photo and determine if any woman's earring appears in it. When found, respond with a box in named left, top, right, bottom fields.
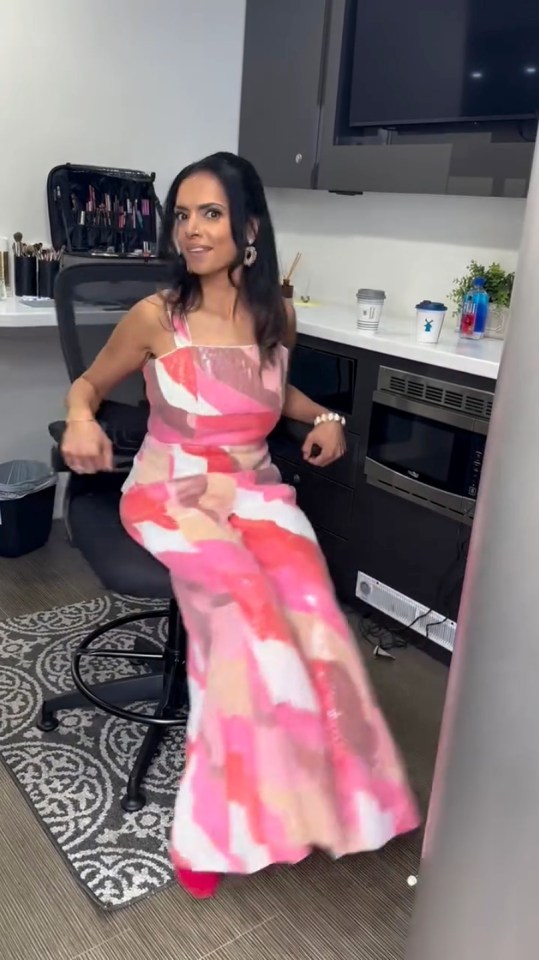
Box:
left=244, top=245, right=257, bottom=267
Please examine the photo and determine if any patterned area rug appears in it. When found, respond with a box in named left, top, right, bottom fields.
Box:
left=0, top=595, right=188, bottom=910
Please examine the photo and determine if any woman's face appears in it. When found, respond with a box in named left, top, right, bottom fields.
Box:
left=173, top=172, right=238, bottom=276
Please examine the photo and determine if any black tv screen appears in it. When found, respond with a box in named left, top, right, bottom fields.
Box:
left=348, top=0, right=539, bottom=127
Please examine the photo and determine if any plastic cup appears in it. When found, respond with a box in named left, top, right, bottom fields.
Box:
left=415, top=300, right=447, bottom=344
left=356, top=288, right=386, bottom=333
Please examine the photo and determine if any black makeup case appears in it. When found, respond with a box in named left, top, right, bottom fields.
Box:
left=47, top=163, right=164, bottom=258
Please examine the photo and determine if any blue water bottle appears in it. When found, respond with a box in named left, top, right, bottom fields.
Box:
left=459, top=277, right=489, bottom=340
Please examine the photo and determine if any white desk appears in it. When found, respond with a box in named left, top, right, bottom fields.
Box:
left=0, top=296, right=59, bottom=328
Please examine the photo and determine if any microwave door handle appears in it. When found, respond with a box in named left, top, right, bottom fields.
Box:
left=372, top=389, right=488, bottom=435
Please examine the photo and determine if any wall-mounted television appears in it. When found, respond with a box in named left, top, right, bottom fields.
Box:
left=347, top=0, right=538, bottom=127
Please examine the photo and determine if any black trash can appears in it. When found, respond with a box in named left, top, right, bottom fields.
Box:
left=0, top=461, right=57, bottom=558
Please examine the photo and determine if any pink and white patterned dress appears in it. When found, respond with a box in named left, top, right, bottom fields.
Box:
left=120, top=312, right=419, bottom=874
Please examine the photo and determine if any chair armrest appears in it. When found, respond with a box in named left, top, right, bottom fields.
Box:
left=49, top=420, right=64, bottom=445
left=49, top=400, right=148, bottom=448
left=49, top=400, right=148, bottom=471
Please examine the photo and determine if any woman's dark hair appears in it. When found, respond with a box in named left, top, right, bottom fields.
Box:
left=158, top=152, right=287, bottom=363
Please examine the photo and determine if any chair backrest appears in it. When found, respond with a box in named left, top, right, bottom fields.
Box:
left=54, top=259, right=171, bottom=407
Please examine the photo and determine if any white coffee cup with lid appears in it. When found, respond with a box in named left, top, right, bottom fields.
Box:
left=356, top=289, right=386, bottom=333
left=415, top=300, right=447, bottom=344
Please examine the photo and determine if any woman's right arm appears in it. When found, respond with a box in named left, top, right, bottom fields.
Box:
left=62, top=298, right=157, bottom=474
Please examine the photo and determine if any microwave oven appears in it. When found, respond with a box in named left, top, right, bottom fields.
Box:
left=365, top=366, right=493, bottom=523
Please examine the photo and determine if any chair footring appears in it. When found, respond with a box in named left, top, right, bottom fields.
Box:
left=35, top=598, right=188, bottom=811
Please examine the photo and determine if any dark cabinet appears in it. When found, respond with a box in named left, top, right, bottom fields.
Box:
left=268, top=444, right=359, bottom=599
left=317, top=0, right=533, bottom=198
left=272, top=455, right=354, bottom=541
left=273, top=332, right=497, bottom=628
left=268, top=392, right=360, bottom=598
left=274, top=451, right=356, bottom=596
left=238, top=0, right=327, bottom=189
left=239, top=0, right=534, bottom=198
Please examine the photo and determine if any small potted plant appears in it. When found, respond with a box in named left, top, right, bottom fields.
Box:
left=449, top=260, right=515, bottom=339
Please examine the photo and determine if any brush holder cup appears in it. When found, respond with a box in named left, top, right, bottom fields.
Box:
left=14, top=256, right=37, bottom=297
left=38, top=260, right=60, bottom=299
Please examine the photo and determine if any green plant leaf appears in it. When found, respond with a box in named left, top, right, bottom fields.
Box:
left=449, top=259, right=514, bottom=313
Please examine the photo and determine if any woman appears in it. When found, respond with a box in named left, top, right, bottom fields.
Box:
left=61, top=152, right=419, bottom=899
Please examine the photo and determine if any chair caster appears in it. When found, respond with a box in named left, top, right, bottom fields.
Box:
left=121, top=790, right=146, bottom=813
left=36, top=709, right=59, bottom=733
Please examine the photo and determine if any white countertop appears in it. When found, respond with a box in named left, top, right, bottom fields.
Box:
left=0, top=296, right=503, bottom=380
left=0, top=296, right=59, bottom=328
left=295, top=303, right=503, bottom=380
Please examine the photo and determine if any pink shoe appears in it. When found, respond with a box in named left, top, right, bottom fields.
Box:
left=176, top=868, right=221, bottom=899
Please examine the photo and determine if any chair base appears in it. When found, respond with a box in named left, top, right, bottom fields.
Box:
left=120, top=723, right=166, bottom=812
left=36, top=601, right=188, bottom=811
left=36, top=713, right=59, bottom=733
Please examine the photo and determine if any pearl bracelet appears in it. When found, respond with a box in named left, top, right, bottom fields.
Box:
left=314, top=412, right=346, bottom=428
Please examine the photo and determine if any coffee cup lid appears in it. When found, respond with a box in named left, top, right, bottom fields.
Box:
left=356, top=289, right=386, bottom=301
left=415, top=300, right=447, bottom=311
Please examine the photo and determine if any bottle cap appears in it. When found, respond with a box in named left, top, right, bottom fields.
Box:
left=473, top=277, right=486, bottom=286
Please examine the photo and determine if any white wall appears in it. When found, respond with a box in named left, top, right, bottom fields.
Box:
left=0, top=0, right=246, bottom=241
left=0, top=0, right=246, bottom=500
left=0, top=0, right=528, bottom=512
left=269, top=190, right=525, bottom=320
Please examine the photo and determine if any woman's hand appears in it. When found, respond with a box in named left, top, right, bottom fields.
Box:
left=302, top=419, right=347, bottom=468
left=61, top=420, right=114, bottom=474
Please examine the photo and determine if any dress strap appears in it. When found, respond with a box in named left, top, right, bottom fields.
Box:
left=169, top=308, right=192, bottom=346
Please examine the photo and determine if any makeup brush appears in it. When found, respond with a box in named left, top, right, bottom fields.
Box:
left=13, top=232, right=23, bottom=256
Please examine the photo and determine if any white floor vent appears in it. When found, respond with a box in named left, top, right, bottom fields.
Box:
left=355, top=572, right=457, bottom=652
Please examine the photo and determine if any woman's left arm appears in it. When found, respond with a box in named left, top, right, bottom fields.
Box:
left=282, top=304, right=347, bottom=468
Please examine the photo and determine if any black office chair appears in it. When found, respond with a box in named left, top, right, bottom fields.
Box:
left=36, top=260, right=188, bottom=812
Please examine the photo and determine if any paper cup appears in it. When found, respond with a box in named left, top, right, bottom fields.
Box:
left=356, top=288, right=386, bottom=332
left=415, top=301, right=447, bottom=344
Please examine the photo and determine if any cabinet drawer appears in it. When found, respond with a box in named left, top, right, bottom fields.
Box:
left=269, top=423, right=359, bottom=488
left=273, top=456, right=354, bottom=540
left=316, top=528, right=356, bottom=600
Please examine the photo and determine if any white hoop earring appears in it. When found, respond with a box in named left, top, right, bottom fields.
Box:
left=244, top=245, right=257, bottom=267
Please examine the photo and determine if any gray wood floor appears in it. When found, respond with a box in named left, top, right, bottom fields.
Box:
left=0, top=524, right=447, bottom=960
